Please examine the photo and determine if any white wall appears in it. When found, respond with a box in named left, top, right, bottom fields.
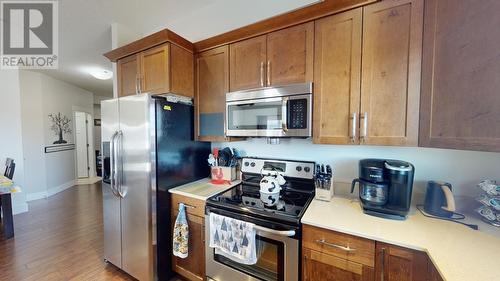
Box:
left=19, top=71, right=47, bottom=200
left=0, top=70, right=28, bottom=214
left=18, top=70, right=95, bottom=201
left=214, top=139, right=500, bottom=197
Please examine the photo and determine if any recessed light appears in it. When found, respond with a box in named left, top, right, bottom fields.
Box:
left=89, top=69, right=113, bottom=80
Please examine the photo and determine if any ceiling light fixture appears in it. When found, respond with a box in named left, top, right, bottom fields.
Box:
left=89, top=69, right=113, bottom=80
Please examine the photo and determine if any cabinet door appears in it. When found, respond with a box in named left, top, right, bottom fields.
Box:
left=172, top=211, right=205, bottom=281
left=375, top=243, right=427, bottom=281
left=267, top=22, right=314, bottom=86
left=427, top=259, right=443, bottom=281
left=196, top=46, right=231, bottom=142
left=303, top=248, right=374, bottom=281
left=313, top=9, right=362, bottom=144
left=117, top=54, right=139, bottom=97
left=419, top=0, right=500, bottom=152
left=170, top=44, right=194, bottom=98
left=229, top=35, right=267, bottom=91
left=141, top=44, right=170, bottom=94
left=360, top=0, right=423, bottom=146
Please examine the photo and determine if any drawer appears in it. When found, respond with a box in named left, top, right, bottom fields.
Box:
left=303, top=224, right=375, bottom=267
left=171, top=193, right=205, bottom=217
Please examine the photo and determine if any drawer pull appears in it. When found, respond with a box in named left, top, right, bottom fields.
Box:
left=316, top=239, right=355, bottom=252
left=179, top=203, right=196, bottom=209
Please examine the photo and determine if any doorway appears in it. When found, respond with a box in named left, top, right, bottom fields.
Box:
left=74, top=111, right=94, bottom=178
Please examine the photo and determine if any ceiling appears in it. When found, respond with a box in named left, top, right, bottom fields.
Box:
left=35, top=0, right=319, bottom=97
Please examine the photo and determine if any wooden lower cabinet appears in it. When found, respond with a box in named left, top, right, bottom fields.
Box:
left=303, top=248, right=374, bottom=281
left=302, top=225, right=444, bottom=281
left=375, top=243, right=428, bottom=281
left=171, top=194, right=206, bottom=281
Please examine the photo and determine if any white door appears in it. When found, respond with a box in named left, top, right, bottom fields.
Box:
left=75, top=111, right=89, bottom=178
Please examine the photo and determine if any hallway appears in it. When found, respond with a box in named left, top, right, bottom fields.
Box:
left=0, top=183, right=133, bottom=281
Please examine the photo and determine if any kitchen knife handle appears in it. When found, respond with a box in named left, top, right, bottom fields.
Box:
left=350, top=112, right=357, bottom=142
left=260, top=61, right=264, bottom=87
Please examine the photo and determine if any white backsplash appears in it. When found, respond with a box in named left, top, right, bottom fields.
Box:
left=213, top=138, right=500, bottom=198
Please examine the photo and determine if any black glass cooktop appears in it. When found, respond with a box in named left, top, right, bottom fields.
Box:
left=206, top=183, right=315, bottom=225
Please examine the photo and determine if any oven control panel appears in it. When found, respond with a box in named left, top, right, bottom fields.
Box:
left=241, top=157, right=315, bottom=179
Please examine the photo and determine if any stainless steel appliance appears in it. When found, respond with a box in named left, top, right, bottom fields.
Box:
left=101, top=94, right=210, bottom=281
left=351, top=159, right=415, bottom=220
left=225, top=83, right=312, bottom=138
left=205, top=157, right=316, bottom=281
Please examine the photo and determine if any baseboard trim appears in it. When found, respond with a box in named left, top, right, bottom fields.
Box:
left=26, top=179, right=76, bottom=202
left=26, top=191, right=47, bottom=202
left=47, top=180, right=76, bottom=197
left=12, top=202, right=29, bottom=215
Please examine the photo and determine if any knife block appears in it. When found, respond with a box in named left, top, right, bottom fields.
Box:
left=315, top=181, right=334, bottom=202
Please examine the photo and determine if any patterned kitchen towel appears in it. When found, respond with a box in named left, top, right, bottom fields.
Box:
left=209, top=213, right=257, bottom=265
left=173, top=203, right=189, bottom=258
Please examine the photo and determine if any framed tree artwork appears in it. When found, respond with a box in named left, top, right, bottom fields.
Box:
left=48, top=112, right=72, bottom=144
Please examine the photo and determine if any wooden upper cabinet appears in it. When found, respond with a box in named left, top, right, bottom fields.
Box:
left=117, top=55, right=140, bottom=97
left=313, top=8, right=362, bottom=145
left=375, top=243, right=427, bottom=281
left=267, top=22, right=314, bottom=86
left=116, top=43, right=194, bottom=97
left=229, top=35, right=267, bottom=91
left=360, top=0, right=423, bottom=146
left=229, top=22, right=314, bottom=91
left=170, top=44, right=194, bottom=98
left=303, top=248, right=374, bottom=281
left=196, top=46, right=230, bottom=141
left=140, top=44, right=170, bottom=94
left=419, top=0, right=500, bottom=152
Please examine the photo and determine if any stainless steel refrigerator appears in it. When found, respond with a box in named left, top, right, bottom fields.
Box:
left=101, top=94, right=210, bottom=281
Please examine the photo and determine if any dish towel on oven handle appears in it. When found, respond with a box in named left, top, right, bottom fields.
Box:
left=173, top=203, right=189, bottom=258
left=209, top=212, right=257, bottom=265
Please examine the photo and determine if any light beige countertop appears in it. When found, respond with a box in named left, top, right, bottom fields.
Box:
left=302, top=197, right=500, bottom=281
left=169, top=178, right=241, bottom=201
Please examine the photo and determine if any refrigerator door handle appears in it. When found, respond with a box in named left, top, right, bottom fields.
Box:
left=116, top=130, right=127, bottom=198
left=109, top=131, right=120, bottom=197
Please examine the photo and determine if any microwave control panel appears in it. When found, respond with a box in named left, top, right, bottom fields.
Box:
left=288, top=99, right=307, bottom=129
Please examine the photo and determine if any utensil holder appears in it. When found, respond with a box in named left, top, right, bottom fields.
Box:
left=211, top=166, right=236, bottom=184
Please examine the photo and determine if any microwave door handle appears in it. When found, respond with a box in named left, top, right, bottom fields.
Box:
left=254, top=225, right=295, bottom=237
left=282, top=97, right=289, bottom=133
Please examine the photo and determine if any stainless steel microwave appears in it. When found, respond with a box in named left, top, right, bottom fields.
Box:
left=225, top=83, right=312, bottom=138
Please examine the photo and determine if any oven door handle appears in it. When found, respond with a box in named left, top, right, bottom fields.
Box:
left=254, top=225, right=295, bottom=237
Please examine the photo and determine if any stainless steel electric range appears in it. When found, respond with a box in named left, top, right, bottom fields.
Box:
left=205, top=157, right=316, bottom=281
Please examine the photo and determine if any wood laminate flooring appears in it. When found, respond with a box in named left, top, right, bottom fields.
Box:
left=0, top=182, right=135, bottom=281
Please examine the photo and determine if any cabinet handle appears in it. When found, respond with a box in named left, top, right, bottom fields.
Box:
left=350, top=112, right=357, bottom=143
left=315, top=239, right=356, bottom=252
left=266, top=60, right=271, bottom=86
left=303, top=254, right=308, bottom=281
left=260, top=62, right=264, bottom=87
left=135, top=75, right=139, bottom=95
left=380, top=247, right=386, bottom=281
left=360, top=112, right=368, bottom=143
left=179, top=203, right=196, bottom=209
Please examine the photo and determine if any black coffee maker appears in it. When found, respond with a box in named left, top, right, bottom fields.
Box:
left=351, top=159, right=415, bottom=220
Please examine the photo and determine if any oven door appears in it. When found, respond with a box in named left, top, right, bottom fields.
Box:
left=205, top=214, right=299, bottom=281
left=225, top=94, right=311, bottom=138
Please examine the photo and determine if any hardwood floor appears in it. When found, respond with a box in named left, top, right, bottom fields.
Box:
left=0, top=182, right=134, bottom=281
